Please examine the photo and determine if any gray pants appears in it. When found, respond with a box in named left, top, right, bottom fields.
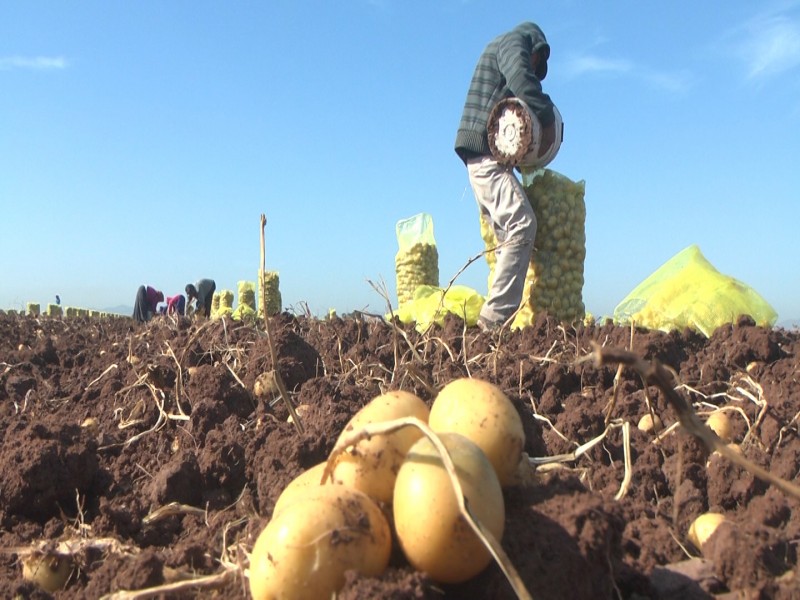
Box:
left=467, top=155, right=536, bottom=324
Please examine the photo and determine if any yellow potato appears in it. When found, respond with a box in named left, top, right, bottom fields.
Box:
left=705, top=411, right=733, bottom=443
left=393, top=432, right=504, bottom=583
left=249, top=486, right=391, bottom=600
left=272, top=462, right=337, bottom=517
left=331, top=390, right=430, bottom=504
left=705, top=443, right=743, bottom=467
left=428, top=378, right=524, bottom=486
left=22, top=553, right=72, bottom=593
left=687, top=512, right=727, bottom=552
left=637, top=413, right=662, bottom=433
left=253, top=371, right=279, bottom=399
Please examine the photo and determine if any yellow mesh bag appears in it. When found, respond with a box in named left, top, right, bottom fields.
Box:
left=391, top=284, right=483, bottom=332
left=258, top=270, right=282, bottom=317
left=215, top=290, right=234, bottom=319
left=481, top=169, right=586, bottom=329
left=395, top=213, right=439, bottom=308
left=232, top=281, right=257, bottom=321
left=613, top=245, right=777, bottom=337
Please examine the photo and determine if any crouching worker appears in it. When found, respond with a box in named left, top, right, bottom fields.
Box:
left=165, top=294, right=186, bottom=316
left=186, top=279, right=216, bottom=318
left=133, top=285, right=164, bottom=323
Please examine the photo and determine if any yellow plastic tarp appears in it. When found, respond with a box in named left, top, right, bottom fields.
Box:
left=391, top=285, right=484, bottom=332
left=613, top=245, right=777, bottom=337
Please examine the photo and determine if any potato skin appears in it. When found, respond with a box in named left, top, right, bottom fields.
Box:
left=705, top=411, right=733, bottom=443
left=249, top=486, right=391, bottom=600
left=331, top=390, right=430, bottom=504
left=393, top=432, right=504, bottom=583
left=687, top=512, right=727, bottom=552
left=429, top=378, right=524, bottom=486
left=272, top=462, right=335, bottom=517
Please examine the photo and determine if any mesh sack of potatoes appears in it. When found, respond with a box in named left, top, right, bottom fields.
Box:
left=27, top=303, right=40, bottom=317
left=210, top=292, right=221, bottom=317
left=395, top=213, right=439, bottom=308
left=46, top=304, right=62, bottom=318
left=233, top=280, right=258, bottom=321
left=215, top=290, right=234, bottom=319
left=258, top=270, right=282, bottom=317
left=480, top=168, right=586, bottom=328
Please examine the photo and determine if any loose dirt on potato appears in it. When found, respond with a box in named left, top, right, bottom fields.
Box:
left=1, top=311, right=799, bottom=599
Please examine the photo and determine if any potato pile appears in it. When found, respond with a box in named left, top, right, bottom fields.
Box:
left=481, top=169, right=586, bottom=327
left=248, top=378, right=525, bottom=599
left=395, top=242, right=439, bottom=307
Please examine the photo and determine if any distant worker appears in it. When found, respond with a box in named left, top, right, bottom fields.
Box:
left=186, top=279, right=216, bottom=318
left=55, top=294, right=61, bottom=305
left=454, top=21, right=556, bottom=331
left=133, top=285, right=164, bottom=323
left=165, top=294, right=186, bottom=316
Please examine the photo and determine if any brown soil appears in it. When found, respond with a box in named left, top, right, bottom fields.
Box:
left=1, top=311, right=799, bottom=599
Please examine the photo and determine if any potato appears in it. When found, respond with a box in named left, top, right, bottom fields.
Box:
left=687, top=512, right=727, bottom=552
left=706, top=443, right=743, bottom=467
left=22, top=552, right=72, bottom=593
left=331, top=390, right=430, bottom=504
left=253, top=371, right=279, bottom=400
left=637, top=413, right=662, bottom=433
left=287, top=404, right=310, bottom=424
left=705, top=411, right=733, bottom=442
left=393, top=432, right=504, bottom=583
left=428, top=378, right=524, bottom=486
left=272, top=462, right=333, bottom=517
left=249, top=485, right=391, bottom=600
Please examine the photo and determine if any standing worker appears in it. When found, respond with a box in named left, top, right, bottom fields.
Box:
left=132, top=285, right=164, bottom=323
left=186, top=279, right=216, bottom=318
left=454, top=21, right=556, bottom=331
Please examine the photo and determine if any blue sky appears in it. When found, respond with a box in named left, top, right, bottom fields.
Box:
left=2, top=1, right=799, bottom=324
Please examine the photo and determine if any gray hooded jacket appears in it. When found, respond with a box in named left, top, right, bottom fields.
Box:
left=454, top=22, right=555, bottom=164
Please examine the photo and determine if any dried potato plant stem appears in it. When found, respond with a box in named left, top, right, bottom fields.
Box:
left=614, top=421, right=633, bottom=501
left=142, top=502, right=207, bottom=526
left=260, top=213, right=303, bottom=434
left=367, top=277, right=425, bottom=366
left=7, top=536, right=139, bottom=560
left=528, top=420, right=622, bottom=466
left=590, top=344, right=800, bottom=501
left=323, top=417, right=533, bottom=600
left=163, top=343, right=188, bottom=418
left=100, top=569, right=236, bottom=600
left=603, top=322, right=633, bottom=425
left=85, top=364, right=118, bottom=391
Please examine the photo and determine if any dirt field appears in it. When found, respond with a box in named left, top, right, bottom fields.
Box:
left=1, top=311, right=799, bottom=599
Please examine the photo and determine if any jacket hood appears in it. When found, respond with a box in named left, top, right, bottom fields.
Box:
left=516, top=22, right=550, bottom=80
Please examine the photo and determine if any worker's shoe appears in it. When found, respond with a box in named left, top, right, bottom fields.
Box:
left=477, top=316, right=502, bottom=332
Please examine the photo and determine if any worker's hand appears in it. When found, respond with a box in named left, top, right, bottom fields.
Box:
left=537, top=122, right=556, bottom=158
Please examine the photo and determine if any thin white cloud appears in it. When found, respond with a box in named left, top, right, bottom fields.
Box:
left=0, top=56, right=68, bottom=71
left=565, top=55, right=632, bottom=76
left=717, top=3, right=800, bottom=82
left=562, top=53, right=690, bottom=93
left=640, top=70, right=692, bottom=94
left=741, top=14, right=800, bottom=79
